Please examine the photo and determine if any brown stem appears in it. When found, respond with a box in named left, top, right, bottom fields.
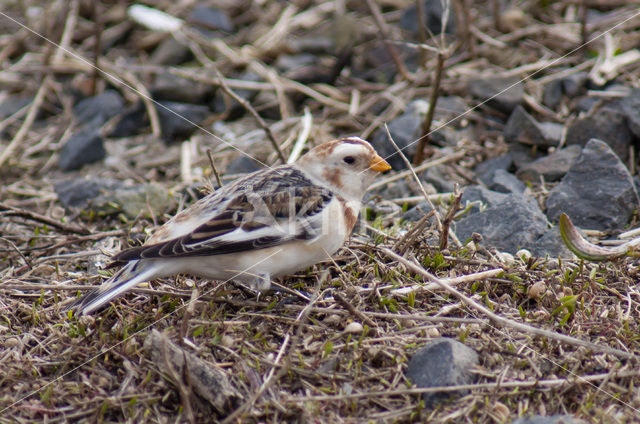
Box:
left=414, top=52, right=445, bottom=165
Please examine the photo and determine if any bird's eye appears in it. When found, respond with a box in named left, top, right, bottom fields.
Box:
left=343, top=156, right=356, bottom=165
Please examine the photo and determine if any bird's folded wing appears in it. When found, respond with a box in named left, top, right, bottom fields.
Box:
left=112, top=181, right=333, bottom=262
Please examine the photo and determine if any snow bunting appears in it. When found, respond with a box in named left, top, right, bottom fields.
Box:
left=70, top=137, right=391, bottom=315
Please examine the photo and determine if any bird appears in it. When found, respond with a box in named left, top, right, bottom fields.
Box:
left=69, top=136, right=391, bottom=315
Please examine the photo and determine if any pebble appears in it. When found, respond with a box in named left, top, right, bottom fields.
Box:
left=344, top=322, right=364, bottom=334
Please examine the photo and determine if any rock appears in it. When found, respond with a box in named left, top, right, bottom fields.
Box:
left=469, top=76, right=523, bottom=114
left=511, top=415, right=581, bottom=424
left=475, top=154, right=514, bottom=186
left=402, top=201, right=434, bottom=222
left=546, top=139, right=640, bottom=231
left=150, top=36, right=191, bottom=66
left=157, top=101, right=210, bottom=142
left=542, top=79, right=563, bottom=109
left=225, top=155, right=264, bottom=174
left=406, top=338, right=478, bottom=407
left=422, top=165, right=456, bottom=193
left=0, top=95, right=32, bottom=119
left=619, top=88, right=640, bottom=139
left=95, top=183, right=172, bottom=218
left=517, top=145, right=582, bottom=183
left=561, top=72, right=589, bottom=97
left=400, top=0, right=456, bottom=36
left=58, top=129, right=106, bottom=171
left=55, top=178, right=172, bottom=219
left=504, top=106, right=561, bottom=147
left=461, top=186, right=509, bottom=211
left=151, top=72, right=214, bottom=104
left=73, top=90, right=124, bottom=126
left=565, top=107, right=635, bottom=162
left=370, top=100, right=427, bottom=169
left=434, top=96, right=468, bottom=121
left=55, top=177, right=124, bottom=209
left=109, top=101, right=147, bottom=138
left=487, top=169, right=526, bottom=193
left=456, top=190, right=569, bottom=257
left=187, top=5, right=234, bottom=33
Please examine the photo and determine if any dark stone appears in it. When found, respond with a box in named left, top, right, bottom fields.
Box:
left=561, top=72, right=588, bottom=97
left=109, top=102, right=147, bottom=138
left=406, top=338, right=478, bottom=407
left=402, top=201, right=434, bottom=222
left=434, top=96, right=468, bottom=121
left=73, top=90, right=124, bottom=126
left=151, top=36, right=192, bottom=66
left=517, top=145, right=582, bottom=183
left=504, top=106, right=560, bottom=147
left=0, top=96, right=32, bottom=119
left=400, top=0, right=457, bottom=36
left=157, top=101, right=210, bottom=142
left=574, top=96, right=599, bottom=113
left=565, top=107, right=635, bottom=161
left=461, top=186, right=509, bottom=212
left=226, top=155, right=264, bottom=174
left=187, top=6, right=234, bottom=33
left=542, top=79, right=563, bottom=109
left=546, top=139, right=640, bottom=231
left=58, top=129, right=106, bottom=171
left=619, top=88, right=640, bottom=139
left=422, top=165, right=456, bottom=193
left=511, top=415, right=580, bottom=424
left=456, top=191, right=568, bottom=256
left=211, top=71, right=262, bottom=119
left=370, top=100, right=426, bottom=169
left=488, top=169, right=526, bottom=193
left=55, top=177, right=124, bottom=209
left=151, top=72, right=214, bottom=104
left=468, top=76, right=523, bottom=114
left=475, top=154, right=514, bottom=186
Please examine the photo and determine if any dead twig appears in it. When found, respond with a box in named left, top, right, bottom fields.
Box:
left=438, top=185, right=463, bottom=250
left=333, top=292, right=378, bottom=330
left=414, top=52, right=446, bottom=165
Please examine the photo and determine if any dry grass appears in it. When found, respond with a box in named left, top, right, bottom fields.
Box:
left=2, top=1, right=640, bottom=423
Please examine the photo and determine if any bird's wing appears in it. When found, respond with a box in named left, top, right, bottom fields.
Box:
left=112, top=167, right=333, bottom=262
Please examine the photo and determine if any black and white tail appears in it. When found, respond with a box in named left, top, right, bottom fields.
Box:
left=69, top=261, right=160, bottom=315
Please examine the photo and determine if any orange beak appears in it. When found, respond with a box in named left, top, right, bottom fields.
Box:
left=369, top=154, right=392, bottom=172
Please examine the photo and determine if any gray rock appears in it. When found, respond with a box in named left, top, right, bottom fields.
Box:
left=517, top=145, right=582, bottom=183
left=406, top=338, right=478, bottom=407
left=73, top=90, right=123, bottom=126
left=469, top=76, right=523, bottom=114
left=402, top=201, right=434, bottom=222
left=371, top=100, right=426, bottom=169
left=55, top=177, right=124, bottom=209
left=488, top=169, right=526, bottom=193
left=456, top=191, right=568, bottom=256
left=546, top=139, right=640, bottom=231
left=187, top=5, right=234, bottom=33
left=475, top=154, right=514, bottom=186
left=56, top=178, right=172, bottom=219
left=152, top=72, right=213, bottom=104
left=542, top=79, right=563, bottom=109
left=226, top=155, right=264, bottom=174
left=561, top=72, right=588, bottom=97
left=504, top=106, right=561, bottom=147
left=109, top=101, right=147, bottom=138
left=151, top=36, right=191, bottom=66
left=565, top=107, right=635, bottom=162
left=400, top=0, right=456, bottom=35
left=157, top=101, right=210, bottom=142
left=422, top=165, right=456, bottom=193
left=58, top=129, right=105, bottom=171
left=511, top=415, right=581, bottom=424
left=0, top=96, right=33, bottom=120
left=619, top=88, right=640, bottom=139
